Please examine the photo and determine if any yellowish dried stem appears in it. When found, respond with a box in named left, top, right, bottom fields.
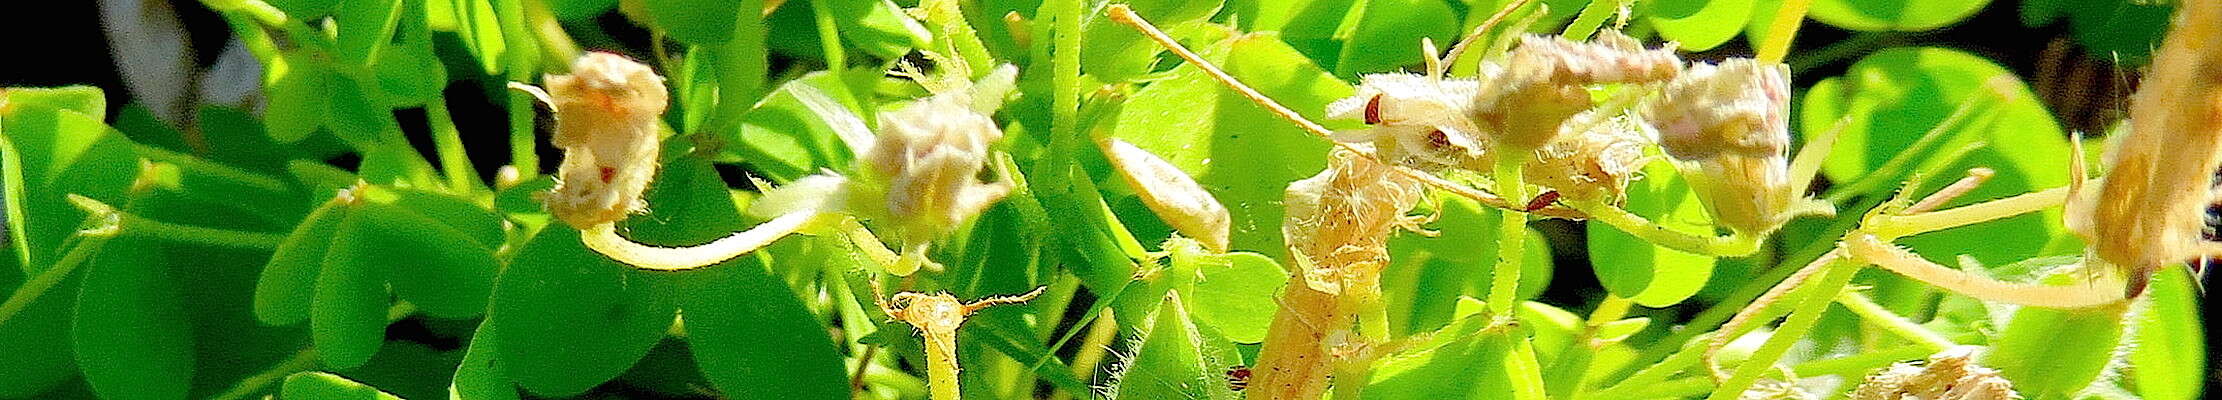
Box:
left=878, top=287, right=1046, bottom=400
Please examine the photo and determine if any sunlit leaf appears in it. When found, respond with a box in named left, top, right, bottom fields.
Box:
left=1587, top=159, right=1715, bottom=307
left=74, top=237, right=195, bottom=400
left=1109, top=292, right=1243, bottom=400
left=1804, top=47, right=2072, bottom=265
left=1808, top=0, right=1989, bottom=31
left=1647, top=0, right=1756, bottom=51
left=280, top=372, right=402, bottom=400
left=2131, top=265, right=2204, bottom=400
left=1985, top=271, right=2129, bottom=398
left=1188, top=251, right=1286, bottom=343
left=1110, top=31, right=1344, bottom=253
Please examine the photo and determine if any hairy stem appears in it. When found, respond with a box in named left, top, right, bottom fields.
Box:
left=1570, top=198, right=1761, bottom=257
left=1844, top=233, right=2124, bottom=308
left=925, top=329, right=962, bottom=400
left=1488, top=153, right=1531, bottom=318
left=1708, top=259, right=1860, bottom=399
left=1834, top=291, right=1954, bottom=351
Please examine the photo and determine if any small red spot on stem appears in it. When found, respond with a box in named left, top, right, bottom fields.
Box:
left=1524, top=191, right=1562, bottom=212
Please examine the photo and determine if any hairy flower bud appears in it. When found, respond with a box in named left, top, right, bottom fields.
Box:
left=1479, top=31, right=1682, bottom=149
left=1851, top=347, right=2020, bottom=400
left=545, top=52, right=669, bottom=229
left=1525, top=112, right=1650, bottom=201
left=860, top=94, right=1012, bottom=244
left=1644, top=59, right=1794, bottom=234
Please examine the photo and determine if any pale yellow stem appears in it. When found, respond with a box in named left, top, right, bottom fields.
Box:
left=1843, top=233, right=2125, bottom=308
left=1570, top=198, right=1761, bottom=257
left=581, top=210, right=822, bottom=271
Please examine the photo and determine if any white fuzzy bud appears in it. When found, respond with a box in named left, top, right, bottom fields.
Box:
left=545, top=52, right=668, bottom=229
left=860, top=94, right=1012, bottom=244
left=1644, top=59, right=1795, bottom=234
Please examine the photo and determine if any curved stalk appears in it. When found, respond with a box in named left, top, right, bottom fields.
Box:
left=581, top=209, right=823, bottom=271
left=1569, top=198, right=1762, bottom=257
left=1843, top=233, right=2125, bottom=308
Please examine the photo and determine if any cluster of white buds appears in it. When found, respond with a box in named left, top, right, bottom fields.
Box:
left=543, top=52, right=669, bottom=229
left=1326, top=31, right=1677, bottom=204
left=1849, top=347, right=2020, bottom=400
left=1642, top=59, right=1795, bottom=235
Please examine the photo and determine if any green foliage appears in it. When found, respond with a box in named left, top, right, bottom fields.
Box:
left=0, top=0, right=2202, bottom=399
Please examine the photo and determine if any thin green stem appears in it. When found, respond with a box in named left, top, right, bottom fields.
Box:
left=209, top=303, right=414, bottom=400
left=703, top=0, right=770, bottom=137
left=1050, top=0, right=1082, bottom=149
left=1590, top=335, right=1709, bottom=399
left=426, top=98, right=486, bottom=194
left=1826, top=99, right=1996, bottom=202
left=810, top=0, right=847, bottom=77
left=1708, top=259, right=1860, bottom=399
left=207, top=347, right=319, bottom=400
left=1646, top=345, right=1934, bottom=399
left=1834, top=291, right=1954, bottom=351
left=1865, top=185, right=2070, bottom=239
left=1570, top=198, right=1762, bottom=257
left=1790, top=344, right=1934, bottom=378
left=1488, top=152, right=1529, bottom=318
left=506, top=92, right=539, bottom=177
left=0, top=232, right=114, bottom=327
left=120, top=214, right=285, bottom=250
left=1560, top=0, right=1626, bottom=40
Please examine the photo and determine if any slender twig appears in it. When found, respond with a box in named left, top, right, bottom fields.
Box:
left=1833, top=291, right=1954, bottom=351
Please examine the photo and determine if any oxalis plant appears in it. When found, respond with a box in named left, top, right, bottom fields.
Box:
left=0, top=0, right=2208, bottom=399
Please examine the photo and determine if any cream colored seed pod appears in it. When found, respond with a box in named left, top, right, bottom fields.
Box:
left=1102, top=138, right=1232, bottom=252
left=1325, top=73, right=1489, bottom=170
left=1643, top=59, right=1794, bottom=235
left=544, top=52, right=669, bottom=229
left=1524, top=112, right=1650, bottom=202
left=860, top=93, right=1013, bottom=245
